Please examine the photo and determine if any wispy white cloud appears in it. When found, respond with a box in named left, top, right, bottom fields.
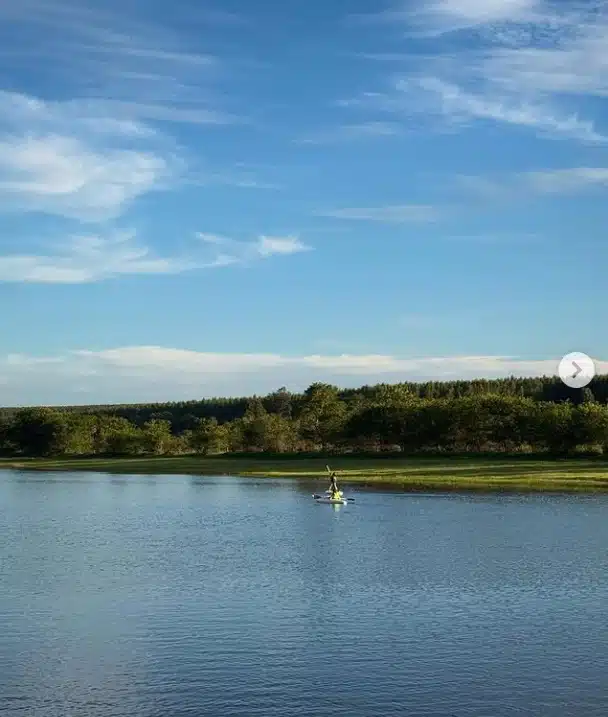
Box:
left=347, top=0, right=608, bottom=143
left=526, top=167, right=608, bottom=193
left=394, top=76, right=606, bottom=142
left=255, top=235, right=310, bottom=256
left=0, top=87, right=185, bottom=222
left=351, top=0, right=538, bottom=29
left=406, top=0, right=540, bottom=35
left=196, top=231, right=310, bottom=263
left=457, top=166, right=608, bottom=199
left=0, top=91, right=157, bottom=138
left=0, top=0, right=239, bottom=127
left=0, top=232, right=195, bottom=283
left=1, top=346, right=605, bottom=405
left=479, top=36, right=608, bottom=99
left=0, top=231, right=311, bottom=284
left=0, top=1, right=249, bottom=234
left=317, top=204, right=436, bottom=223
left=0, top=133, right=175, bottom=222
left=0, top=90, right=269, bottom=233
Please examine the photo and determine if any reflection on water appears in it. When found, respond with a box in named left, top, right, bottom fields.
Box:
left=1, top=471, right=607, bottom=716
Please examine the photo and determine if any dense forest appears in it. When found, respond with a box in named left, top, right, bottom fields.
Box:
left=1, top=375, right=607, bottom=458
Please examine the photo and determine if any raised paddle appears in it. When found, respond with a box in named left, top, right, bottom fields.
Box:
left=320, top=465, right=353, bottom=499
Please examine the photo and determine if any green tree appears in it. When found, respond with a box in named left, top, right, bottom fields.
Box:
left=532, top=401, right=575, bottom=455
left=413, top=399, right=455, bottom=451
left=450, top=395, right=537, bottom=452
left=571, top=403, right=608, bottom=449
left=9, top=407, right=70, bottom=457
left=94, top=416, right=142, bottom=455
left=581, top=387, right=596, bottom=404
left=370, top=383, right=415, bottom=408
left=141, top=419, right=173, bottom=454
left=345, top=405, right=402, bottom=450
left=265, top=387, right=293, bottom=419
left=298, top=383, right=347, bottom=449
left=64, top=413, right=97, bottom=455
left=237, top=398, right=270, bottom=451
left=0, top=414, right=15, bottom=455
left=188, top=417, right=230, bottom=454
left=263, top=413, right=298, bottom=452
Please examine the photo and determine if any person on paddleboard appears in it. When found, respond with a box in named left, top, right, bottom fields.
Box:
left=328, top=471, right=339, bottom=497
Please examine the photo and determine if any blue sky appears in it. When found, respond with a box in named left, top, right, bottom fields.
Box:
left=0, top=0, right=606, bottom=405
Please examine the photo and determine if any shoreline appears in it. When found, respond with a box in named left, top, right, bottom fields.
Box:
left=2, top=454, right=608, bottom=493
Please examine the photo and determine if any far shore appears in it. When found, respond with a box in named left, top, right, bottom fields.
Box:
left=2, top=453, right=608, bottom=493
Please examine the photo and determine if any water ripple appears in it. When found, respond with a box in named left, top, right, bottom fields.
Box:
left=1, top=473, right=607, bottom=716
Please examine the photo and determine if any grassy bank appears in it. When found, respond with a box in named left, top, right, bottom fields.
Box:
left=2, top=453, right=608, bottom=493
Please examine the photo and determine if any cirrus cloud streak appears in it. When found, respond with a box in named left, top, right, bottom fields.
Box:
left=346, top=0, right=608, bottom=144
left=0, top=231, right=310, bottom=283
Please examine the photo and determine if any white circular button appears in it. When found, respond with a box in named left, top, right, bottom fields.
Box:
left=558, top=352, right=595, bottom=389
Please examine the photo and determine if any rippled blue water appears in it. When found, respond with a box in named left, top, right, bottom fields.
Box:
left=1, top=471, right=607, bottom=716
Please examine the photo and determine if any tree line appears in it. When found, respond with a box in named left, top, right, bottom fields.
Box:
left=1, top=374, right=606, bottom=430
left=1, top=379, right=606, bottom=458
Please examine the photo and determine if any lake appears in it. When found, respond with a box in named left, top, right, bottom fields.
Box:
left=1, top=471, right=607, bottom=716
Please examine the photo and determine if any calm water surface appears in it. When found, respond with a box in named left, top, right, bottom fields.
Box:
left=1, top=471, right=607, bottom=716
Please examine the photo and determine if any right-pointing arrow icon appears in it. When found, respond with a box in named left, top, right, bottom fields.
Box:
left=559, top=352, right=595, bottom=389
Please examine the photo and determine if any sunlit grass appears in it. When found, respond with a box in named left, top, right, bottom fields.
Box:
left=2, top=453, right=608, bottom=492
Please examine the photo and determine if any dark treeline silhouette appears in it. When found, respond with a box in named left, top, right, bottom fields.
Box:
left=1, top=374, right=605, bottom=426
left=1, top=376, right=607, bottom=459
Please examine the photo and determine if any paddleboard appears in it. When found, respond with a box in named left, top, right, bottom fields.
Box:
left=312, top=492, right=349, bottom=504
